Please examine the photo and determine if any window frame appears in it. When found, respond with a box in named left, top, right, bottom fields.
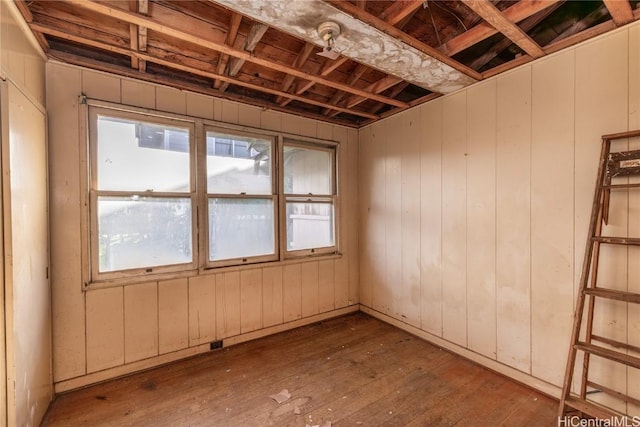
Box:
left=280, top=138, right=339, bottom=258
left=87, top=105, right=198, bottom=282
left=82, top=100, right=341, bottom=287
left=202, top=125, right=279, bottom=268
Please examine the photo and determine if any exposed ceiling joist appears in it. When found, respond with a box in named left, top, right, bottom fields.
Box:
left=322, top=63, right=369, bottom=116
left=379, top=0, right=425, bottom=27
left=29, top=22, right=379, bottom=120
left=602, top=0, right=634, bottom=26
left=275, top=42, right=315, bottom=105
left=460, top=0, right=546, bottom=59
left=63, top=0, right=407, bottom=109
left=441, top=0, right=560, bottom=56
left=212, top=0, right=479, bottom=93
left=214, top=12, right=242, bottom=90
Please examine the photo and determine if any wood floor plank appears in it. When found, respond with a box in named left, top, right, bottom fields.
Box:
left=42, top=313, right=558, bottom=426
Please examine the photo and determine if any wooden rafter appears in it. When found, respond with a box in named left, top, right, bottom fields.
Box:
left=13, top=0, right=50, bottom=51
left=368, top=82, right=411, bottom=115
left=214, top=12, right=242, bottom=90
left=322, top=63, right=368, bottom=116
left=469, top=1, right=563, bottom=71
left=280, top=57, right=350, bottom=108
left=63, top=0, right=408, bottom=108
left=460, top=0, right=545, bottom=59
left=341, top=76, right=404, bottom=113
left=602, top=0, right=634, bottom=26
left=137, top=0, right=148, bottom=72
left=220, top=22, right=268, bottom=92
left=441, top=0, right=559, bottom=56
left=129, top=1, right=139, bottom=69
left=30, top=22, right=379, bottom=120
left=379, top=1, right=425, bottom=27
left=274, top=42, right=315, bottom=104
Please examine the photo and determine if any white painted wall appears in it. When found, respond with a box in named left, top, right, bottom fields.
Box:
left=0, top=2, right=51, bottom=427
left=359, top=21, right=640, bottom=415
left=47, top=62, right=360, bottom=391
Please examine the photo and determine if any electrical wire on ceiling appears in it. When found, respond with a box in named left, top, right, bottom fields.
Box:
left=423, top=0, right=442, bottom=46
left=425, top=0, right=468, bottom=33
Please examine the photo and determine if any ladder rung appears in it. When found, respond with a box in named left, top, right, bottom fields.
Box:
left=591, top=335, right=640, bottom=354
left=587, top=380, right=640, bottom=407
left=603, top=183, right=640, bottom=189
left=575, top=342, right=640, bottom=369
left=583, top=288, right=640, bottom=304
left=563, top=395, right=621, bottom=420
left=592, top=236, right=640, bottom=245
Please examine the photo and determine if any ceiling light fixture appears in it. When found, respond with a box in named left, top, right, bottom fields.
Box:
left=316, top=21, right=341, bottom=60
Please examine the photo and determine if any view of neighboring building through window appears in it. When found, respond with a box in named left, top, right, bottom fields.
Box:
left=206, top=129, right=276, bottom=264
left=93, top=112, right=194, bottom=274
left=88, top=104, right=338, bottom=281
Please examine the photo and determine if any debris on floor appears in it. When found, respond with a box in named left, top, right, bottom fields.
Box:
left=269, top=389, right=292, bottom=404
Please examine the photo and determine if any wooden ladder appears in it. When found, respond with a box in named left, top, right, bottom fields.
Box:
left=559, top=129, right=640, bottom=421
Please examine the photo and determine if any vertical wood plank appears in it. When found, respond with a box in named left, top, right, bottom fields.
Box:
left=188, top=275, right=216, bottom=346
left=121, top=79, right=155, bottom=109
left=240, top=269, right=263, bottom=333
left=369, top=122, right=388, bottom=314
left=333, top=125, right=350, bottom=309
left=385, top=116, right=402, bottom=318
left=301, top=261, right=319, bottom=317
left=400, top=108, right=421, bottom=327
left=496, top=67, right=532, bottom=373
left=81, top=70, right=121, bottom=103
left=216, top=272, right=241, bottom=338
left=466, top=80, right=497, bottom=360
left=47, top=64, right=86, bottom=382
left=238, top=104, right=261, bottom=128
left=318, top=259, right=335, bottom=313
left=156, top=86, right=186, bottom=114
left=283, top=264, right=302, bottom=322
left=282, top=115, right=302, bottom=135
left=317, top=122, right=333, bottom=140
left=441, top=91, right=468, bottom=347
left=262, top=266, right=283, bottom=328
left=628, top=24, right=640, bottom=415
left=260, top=109, right=282, bottom=132
left=158, top=278, right=189, bottom=354
left=299, top=117, right=317, bottom=138
left=221, top=101, right=239, bottom=124
left=420, top=100, right=443, bottom=337
left=347, top=128, right=360, bottom=306
left=86, top=287, right=124, bottom=373
left=574, top=30, right=629, bottom=410
left=358, top=126, right=374, bottom=308
left=186, top=92, right=214, bottom=120
left=124, top=282, right=158, bottom=363
left=530, top=53, right=575, bottom=386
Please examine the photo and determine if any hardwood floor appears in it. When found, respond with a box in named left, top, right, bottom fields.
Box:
left=42, top=313, right=558, bottom=426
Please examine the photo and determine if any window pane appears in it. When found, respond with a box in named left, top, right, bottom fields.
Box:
left=97, top=116, right=191, bottom=192
left=286, top=202, right=334, bottom=251
left=206, top=131, right=272, bottom=194
left=283, top=146, right=332, bottom=195
left=209, top=198, right=274, bottom=261
left=98, top=196, right=192, bottom=272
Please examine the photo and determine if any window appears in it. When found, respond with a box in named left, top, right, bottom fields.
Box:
left=283, top=142, right=336, bottom=255
left=89, top=108, right=196, bottom=279
left=205, top=128, right=277, bottom=266
left=87, top=103, right=338, bottom=282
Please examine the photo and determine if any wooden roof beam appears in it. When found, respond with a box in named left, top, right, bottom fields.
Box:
left=214, top=12, right=242, bottom=90
left=219, top=22, right=268, bottom=92
left=602, top=0, right=634, bottom=26
left=14, top=0, right=50, bottom=51
left=441, top=0, right=560, bottom=56
left=275, top=42, right=316, bottom=104
left=368, top=82, right=411, bottom=115
left=460, top=0, right=545, bottom=59
left=470, top=1, right=563, bottom=71
left=322, top=63, right=368, bottom=116
left=64, top=0, right=407, bottom=108
left=281, top=57, right=350, bottom=108
left=30, top=21, right=379, bottom=120
left=379, top=1, right=425, bottom=27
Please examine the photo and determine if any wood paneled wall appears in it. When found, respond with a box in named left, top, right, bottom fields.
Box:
left=359, top=22, right=640, bottom=412
left=1, top=3, right=50, bottom=427
left=47, top=62, right=359, bottom=391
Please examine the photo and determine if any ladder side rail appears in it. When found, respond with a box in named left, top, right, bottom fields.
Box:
left=559, top=137, right=612, bottom=417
